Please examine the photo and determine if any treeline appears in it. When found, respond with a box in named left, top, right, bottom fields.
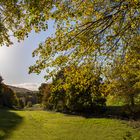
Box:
left=15, top=92, right=38, bottom=108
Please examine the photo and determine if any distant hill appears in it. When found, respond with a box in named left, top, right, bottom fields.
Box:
left=8, top=85, right=37, bottom=94
left=7, top=85, right=38, bottom=97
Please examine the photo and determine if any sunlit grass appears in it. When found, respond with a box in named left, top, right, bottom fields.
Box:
left=0, top=110, right=140, bottom=140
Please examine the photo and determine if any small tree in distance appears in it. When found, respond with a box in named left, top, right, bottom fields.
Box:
left=0, top=75, right=3, bottom=84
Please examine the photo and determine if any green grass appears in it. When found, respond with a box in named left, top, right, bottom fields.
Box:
left=0, top=109, right=139, bottom=140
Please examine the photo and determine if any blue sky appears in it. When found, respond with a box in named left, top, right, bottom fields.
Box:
left=0, top=20, right=55, bottom=90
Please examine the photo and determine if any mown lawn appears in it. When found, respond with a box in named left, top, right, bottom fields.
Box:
left=0, top=109, right=140, bottom=140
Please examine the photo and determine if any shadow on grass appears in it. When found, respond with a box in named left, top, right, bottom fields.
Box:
left=0, top=109, right=23, bottom=140
left=104, top=106, right=140, bottom=119
left=63, top=105, right=140, bottom=121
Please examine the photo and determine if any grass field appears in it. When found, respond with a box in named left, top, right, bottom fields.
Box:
left=0, top=109, right=140, bottom=140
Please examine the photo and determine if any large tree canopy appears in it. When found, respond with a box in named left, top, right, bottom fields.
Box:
left=0, top=0, right=20, bottom=46
left=0, top=0, right=139, bottom=80
left=27, top=0, right=140, bottom=80
left=0, top=0, right=50, bottom=46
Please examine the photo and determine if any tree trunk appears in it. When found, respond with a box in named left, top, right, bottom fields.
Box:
left=130, top=94, right=135, bottom=108
left=129, top=94, right=135, bottom=116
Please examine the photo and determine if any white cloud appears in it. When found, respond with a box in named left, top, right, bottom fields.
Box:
left=12, top=83, right=40, bottom=91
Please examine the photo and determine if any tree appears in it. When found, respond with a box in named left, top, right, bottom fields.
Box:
left=105, top=36, right=140, bottom=110
left=0, top=76, right=3, bottom=101
left=0, top=0, right=50, bottom=46
left=0, top=76, right=18, bottom=108
left=27, top=0, right=140, bottom=80
left=0, top=0, right=22, bottom=46
left=46, top=64, right=106, bottom=113
left=0, top=76, right=3, bottom=84
left=0, top=1, right=139, bottom=79
left=0, top=1, right=139, bottom=112
left=0, top=84, right=18, bottom=108
left=38, top=83, right=52, bottom=106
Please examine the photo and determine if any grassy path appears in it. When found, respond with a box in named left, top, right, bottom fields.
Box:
left=0, top=110, right=139, bottom=140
